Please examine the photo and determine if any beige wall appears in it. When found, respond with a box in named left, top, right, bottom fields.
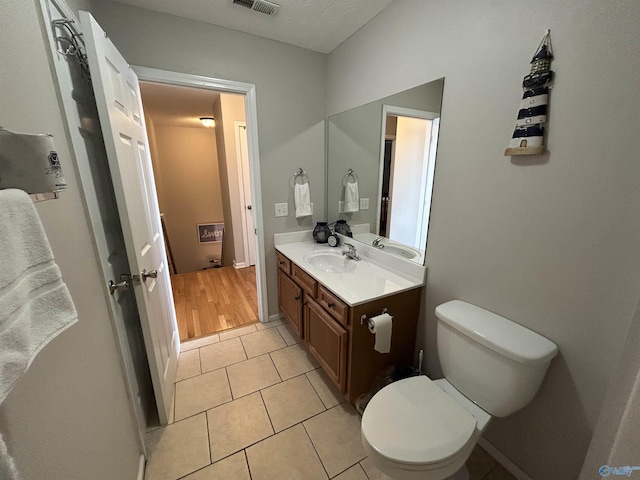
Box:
left=212, top=96, right=235, bottom=266
left=0, top=1, right=141, bottom=478
left=218, top=94, right=247, bottom=267
left=152, top=124, right=223, bottom=273
left=88, top=1, right=327, bottom=315
left=327, top=1, right=640, bottom=479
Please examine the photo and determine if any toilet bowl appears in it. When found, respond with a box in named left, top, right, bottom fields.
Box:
left=361, top=376, right=491, bottom=480
left=361, top=300, right=558, bottom=480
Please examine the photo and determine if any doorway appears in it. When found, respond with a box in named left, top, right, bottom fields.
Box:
left=139, top=81, right=262, bottom=340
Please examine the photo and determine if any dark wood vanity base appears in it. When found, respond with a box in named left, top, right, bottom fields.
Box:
left=276, top=251, right=422, bottom=404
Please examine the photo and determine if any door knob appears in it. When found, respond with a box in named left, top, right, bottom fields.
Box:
left=247, top=205, right=252, bottom=210
left=109, top=274, right=132, bottom=295
left=141, top=269, right=158, bottom=281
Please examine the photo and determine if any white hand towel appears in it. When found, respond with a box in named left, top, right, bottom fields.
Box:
left=343, top=181, right=359, bottom=213
left=294, top=183, right=312, bottom=218
left=0, top=189, right=77, bottom=479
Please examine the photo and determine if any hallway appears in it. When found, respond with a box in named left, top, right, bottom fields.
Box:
left=172, top=266, right=258, bottom=340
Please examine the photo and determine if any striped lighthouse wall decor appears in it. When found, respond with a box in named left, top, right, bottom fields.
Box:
left=505, top=30, right=554, bottom=156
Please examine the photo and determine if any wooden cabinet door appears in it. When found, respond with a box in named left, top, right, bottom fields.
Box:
left=304, top=297, right=348, bottom=392
left=278, top=270, right=303, bottom=338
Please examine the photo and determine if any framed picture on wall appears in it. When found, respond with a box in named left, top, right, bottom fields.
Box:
left=197, top=223, right=224, bottom=244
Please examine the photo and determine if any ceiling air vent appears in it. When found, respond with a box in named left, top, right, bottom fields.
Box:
left=232, top=0, right=280, bottom=16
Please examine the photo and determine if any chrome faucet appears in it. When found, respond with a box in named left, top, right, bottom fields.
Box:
left=342, top=243, right=361, bottom=261
left=372, top=237, right=385, bottom=249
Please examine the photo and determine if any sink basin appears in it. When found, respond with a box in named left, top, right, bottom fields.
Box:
left=304, top=251, right=366, bottom=274
left=382, top=245, right=419, bottom=259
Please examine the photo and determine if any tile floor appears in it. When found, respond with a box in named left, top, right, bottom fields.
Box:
left=145, top=319, right=517, bottom=480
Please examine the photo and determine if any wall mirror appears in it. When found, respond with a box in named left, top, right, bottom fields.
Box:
left=326, top=78, right=444, bottom=265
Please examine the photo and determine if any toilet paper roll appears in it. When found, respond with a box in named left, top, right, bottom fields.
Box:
left=368, top=313, right=393, bottom=354
left=0, top=127, right=67, bottom=194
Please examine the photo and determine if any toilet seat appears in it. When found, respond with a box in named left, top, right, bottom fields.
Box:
left=361, top=376, right=478, bottom=470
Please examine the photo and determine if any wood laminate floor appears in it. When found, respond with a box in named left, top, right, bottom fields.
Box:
left=171, top=266, right=258, bottom=341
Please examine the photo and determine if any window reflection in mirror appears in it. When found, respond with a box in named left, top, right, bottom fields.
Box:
left=326, top=78, right=444, bottom=265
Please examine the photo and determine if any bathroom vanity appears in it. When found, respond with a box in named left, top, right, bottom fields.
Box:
left=275, top=233, right=425, bottom=403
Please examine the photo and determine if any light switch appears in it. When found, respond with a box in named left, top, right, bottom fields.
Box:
left=275, top=203, right=288, bottom=217
left=360, top=198, right=370, bottom=210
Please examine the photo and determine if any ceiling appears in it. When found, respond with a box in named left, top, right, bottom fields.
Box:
left=112, top=0, right=395, bottom=54
left=140, top=82, right=231, bottom=128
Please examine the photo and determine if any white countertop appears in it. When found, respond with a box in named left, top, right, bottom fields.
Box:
left=275, top=238, right=425, bottom=307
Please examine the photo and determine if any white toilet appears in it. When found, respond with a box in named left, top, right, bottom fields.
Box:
left=361, top=300, right=558, bottom=480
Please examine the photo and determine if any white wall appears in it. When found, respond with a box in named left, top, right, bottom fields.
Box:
left=0, top=1, right=141, bottom=478
left=579, top=294, right=640, bottom=479
left=152, top=125, right=223, bottom=273
left=87, top=1, right=327, bottom=314
left=327, top=1, right=640, bottom=479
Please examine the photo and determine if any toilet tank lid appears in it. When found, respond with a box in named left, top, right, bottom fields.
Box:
left=435, top=300, right=558, bottom=366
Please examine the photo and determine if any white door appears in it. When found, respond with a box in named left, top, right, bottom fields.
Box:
left=237, top=123, right=256, bottom=266
left=81, top=11, right=179, bottom=424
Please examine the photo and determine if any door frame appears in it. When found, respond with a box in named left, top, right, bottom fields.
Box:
left=133, top=66, right=268, bottom=324
left=234, top=121, right=255, bottom=267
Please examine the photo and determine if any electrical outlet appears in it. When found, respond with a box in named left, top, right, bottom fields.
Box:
left=338, top=201, right=345, bottom=213
left=360, top=197, right=370, bottom=210
left=275, top=202, right=288, bottom=217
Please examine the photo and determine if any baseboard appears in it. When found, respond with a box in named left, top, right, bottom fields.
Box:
left=137, top=454, right=145, bottom=480
left=233, top=261, right=247, bottom=269
left=268, top=313, right=283, bottom=322
left=477, top=438, right=533, bottom=480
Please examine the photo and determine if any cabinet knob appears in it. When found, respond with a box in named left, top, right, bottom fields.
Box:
left=295, top=295, right=301, bottom=300
left=278, top=261, right=285, bottom=265
left=327, top=302, right=334, bottom=308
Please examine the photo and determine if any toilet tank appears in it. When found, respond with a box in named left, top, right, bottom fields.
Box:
left=435, top=300, right=557, bottom=417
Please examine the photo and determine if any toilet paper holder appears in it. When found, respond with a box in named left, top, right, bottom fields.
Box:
left=360, top=308, right=388, bottom=330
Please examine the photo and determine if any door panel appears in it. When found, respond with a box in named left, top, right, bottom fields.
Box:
left=81, top=11, right=179, bottom=424
left=304, top=297, right=347, bottom=392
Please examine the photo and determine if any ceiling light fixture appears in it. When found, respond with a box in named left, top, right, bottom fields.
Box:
left=200, top=117, right=215, bottom=128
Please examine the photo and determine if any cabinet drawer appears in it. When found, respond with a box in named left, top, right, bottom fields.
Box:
left=317, top=285, right=348, bottom=327
left=276, top=252, right=291, bottom=275
left=291, top=263, right=317, bottom=298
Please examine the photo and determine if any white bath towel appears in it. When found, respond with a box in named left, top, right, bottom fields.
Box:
left=294, top=182, right=312, bottom=218
left=0, top=189, right=77, bottom=479
left=343, top=181, right=360, bottom=213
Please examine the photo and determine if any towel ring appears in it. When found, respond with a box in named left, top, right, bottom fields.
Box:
left=342, top=168, right=359, bottom=186
left=290, top=168, right=310, bottom=187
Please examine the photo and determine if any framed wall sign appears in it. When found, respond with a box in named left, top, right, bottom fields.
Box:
left=197, top=223, right=224, bottom=244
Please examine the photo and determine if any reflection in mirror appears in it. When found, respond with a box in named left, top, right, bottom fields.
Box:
left=326, top=78, right=444, bottom=265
